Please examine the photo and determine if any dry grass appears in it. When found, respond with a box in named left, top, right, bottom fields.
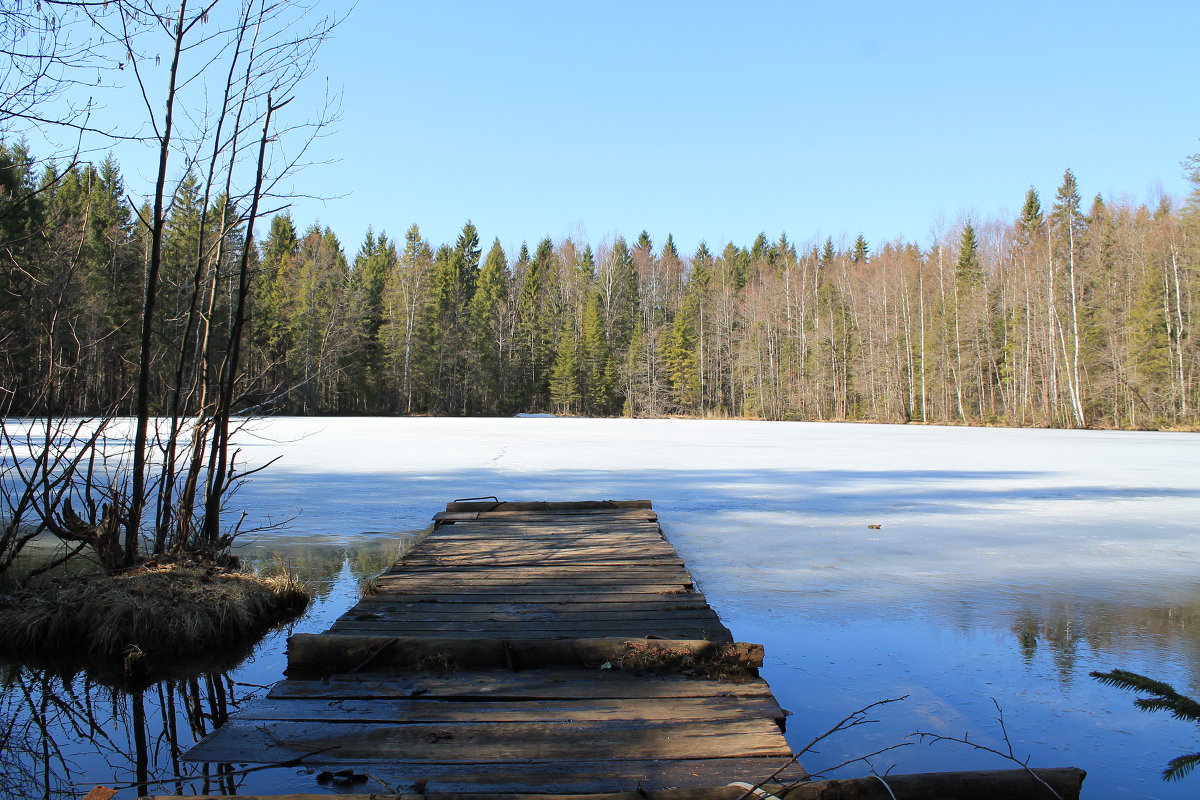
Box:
left=0, top=564, right=309, bottom=662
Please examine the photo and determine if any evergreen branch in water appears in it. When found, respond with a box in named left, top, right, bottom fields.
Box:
left=1090, top=668, right=1200, bottom=781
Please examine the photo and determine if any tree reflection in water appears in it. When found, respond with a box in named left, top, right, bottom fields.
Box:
left=1009, top=596, right=1200, bottom=688
left=0, top=661, right=253, bottom=799
left=0, top=530, right=422, bottom=800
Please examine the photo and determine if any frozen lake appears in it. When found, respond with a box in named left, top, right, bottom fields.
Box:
left=231, top=417, right=1200, bottom=798
left=5, top=417, right=1199, bottom=798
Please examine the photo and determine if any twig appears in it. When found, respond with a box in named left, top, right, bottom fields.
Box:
left=732, top=696, right=909, bottom=800
left=911, top=698, right=1063, bottom=799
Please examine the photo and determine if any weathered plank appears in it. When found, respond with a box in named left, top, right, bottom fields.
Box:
left=360, top=591, right=708, bottom=604
left=380, top=565, right=692, bottom=578
left=408, top=541, right=677, bottom=555
left=147, top=767, right=1086, bottom=799
left=395, top=556, right=687, bottom=568
left=267, top=670, right=777, bottom=700
left=155, top=759, right=809, bottom=796
left=445, top=500, right=653, bottom=511
left=234, top=695, right=786, bottom=724
left=286, top=634, right=763, bottom=676
left=339, top=608, right=722, bottom=622
left=349, top=600, right=714, bottom=614
left=184, top=717, right=792, bottom=763
left=328, top=616, right=726, bottom=631
left=326, top=628, right=735, bottom=643
left=369, top=584, right=696, bottom=595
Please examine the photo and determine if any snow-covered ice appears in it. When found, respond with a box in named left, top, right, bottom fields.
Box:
left=229, top=417, right=1200, bottom=797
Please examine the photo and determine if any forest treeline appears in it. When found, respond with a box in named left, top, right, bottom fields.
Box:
left=2, top=140, right=1197, bottom=429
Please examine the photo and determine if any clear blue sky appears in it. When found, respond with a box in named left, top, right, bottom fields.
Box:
left=34, top=1, right=1200, bottom=259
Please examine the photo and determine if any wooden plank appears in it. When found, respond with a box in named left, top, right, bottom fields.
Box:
left=445, top=500, right=653, bottom=511
left=381, top=565, right=692, bottom=577
left=406, top=543, right=678, bottom=556
left=145, top=790, right=751, bottom=800
left=184, top=717, right=791, bottom=763
left=147, top=767, right=1085, bottom=800
left=420, top=766, right=1078, bottom=797
left=267, top=670, right=778, bottom=700
left=369, top=584, right=695, bottom=595
left=402, top=544, right=674, bottom=555
left=339, top=606, right=720, bottom=621
left=436, top=517, right=660, bottom=527
left=234, top=695, right=786, bottom=724
left=462, top=514, right=660, bottom=524
left=373, top=576, right=692, bottom=585
left=414, top=537, right=673, bottom=550
left=145, top=790, right=759, bottom=800
left=351, top=598, right=712, bottom=611
left=327, top=627, right=735, bottom=643
left=329, top=614, right=725, bottom=630
left=361, top=592, right=706, bottom=604
left=158, top=759, right=808, bottom=796
left=432, top=511, right=480, bottom=522
left=395, top=554, right=686, bottom=566
left=286, top=635, right=764, bottom=676
left=385, top=565, right=688, bottom=575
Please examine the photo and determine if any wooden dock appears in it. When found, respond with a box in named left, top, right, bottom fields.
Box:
left=181, top=500, right=804, bottom=796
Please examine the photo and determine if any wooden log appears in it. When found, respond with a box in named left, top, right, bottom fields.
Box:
left=771, top=767, right=1086, bottom=799
left=286, top=634, right=763, bottom=677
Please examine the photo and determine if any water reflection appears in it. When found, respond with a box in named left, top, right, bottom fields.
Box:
left=0, top=529, right=424, bottom=800
left=0, top=663, right=248, bottom=799
left=1008, top=596, right=1200, bottom=690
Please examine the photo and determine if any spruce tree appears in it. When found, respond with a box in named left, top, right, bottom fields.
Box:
left=549, top=324, right=582, bottom=414
left=1092, top=669, right=1200, bottom=781
left=515, top=237, right=557, bottom=409
left=1017, top=186, right=1043, bottom=245
left=470, top=238, right=512, bottom=412
left=580, top=290, right=615, bottom=414
left=850, top=234, right=870, bottom=265
left=955, top=222, right=982, bottom=289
